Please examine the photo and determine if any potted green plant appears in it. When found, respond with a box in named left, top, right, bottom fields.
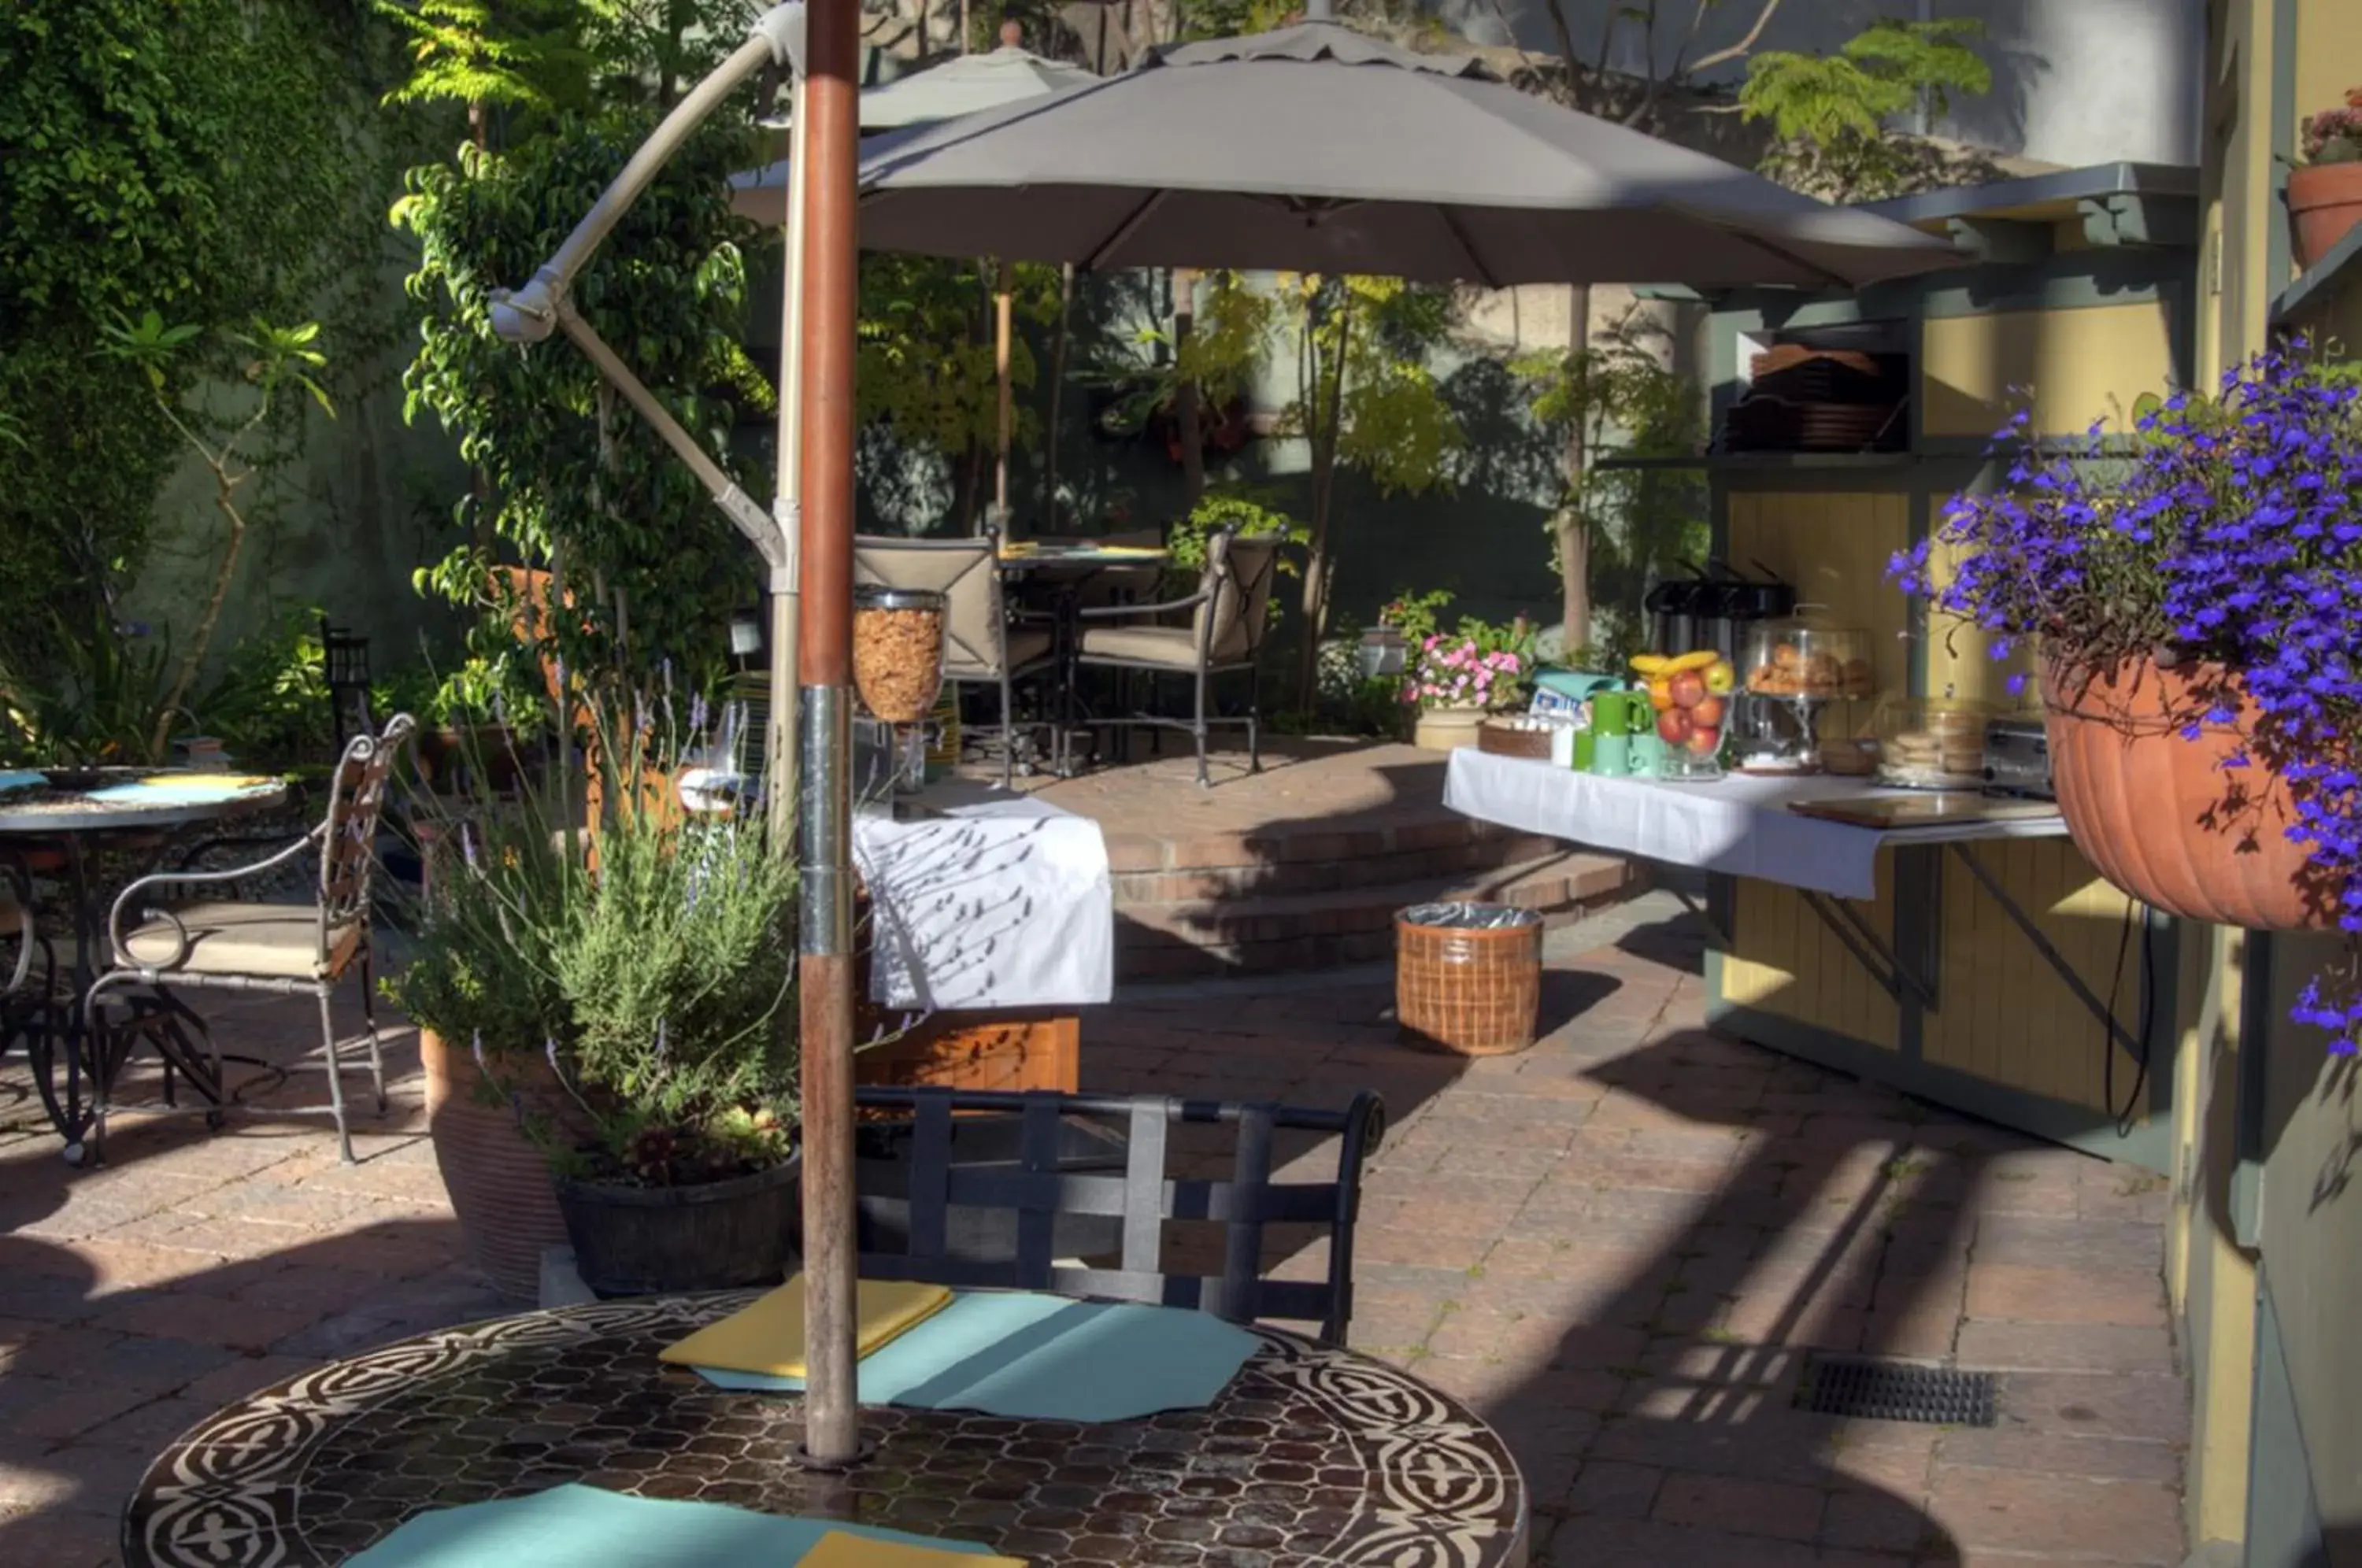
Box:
left=1386, top=594, right=1537, bottom=751
left=2290, top=87, right=2362, bottom=268
left=1893, top=343, right=2362, bottom=1056
left=387, top=699, right=801, bottom=1297
left=541, top=768, right=801, bottom=1296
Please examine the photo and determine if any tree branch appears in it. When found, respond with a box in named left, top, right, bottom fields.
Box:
left=1687, top=0, right=1784, bottom=76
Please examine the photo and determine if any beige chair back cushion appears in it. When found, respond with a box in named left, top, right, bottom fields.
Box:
left=1194, top=533, right=1283, bottom=666
left=853, top=534, right=1010, bottom=682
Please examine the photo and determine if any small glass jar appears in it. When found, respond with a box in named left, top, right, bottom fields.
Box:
left=851, top=585, right=947, bottom=725
left=1875, top=696, right=1994, bottom=790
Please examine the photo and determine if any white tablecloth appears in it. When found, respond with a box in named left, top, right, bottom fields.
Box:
left=851, top=783, right=1115, bottom=1011
left=1443, top=749, right=2067, bottom=900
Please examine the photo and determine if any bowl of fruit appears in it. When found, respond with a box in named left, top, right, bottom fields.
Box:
left=1632, top=651, right=1733, bottom=778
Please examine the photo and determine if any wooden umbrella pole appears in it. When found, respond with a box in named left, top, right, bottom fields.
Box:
left=994, top=258, right=1014, bottom=524
left=794, top=0, right=863, bottom=1472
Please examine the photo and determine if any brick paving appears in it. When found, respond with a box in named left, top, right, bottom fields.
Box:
left=0, top=897, right=2189, bottom=1566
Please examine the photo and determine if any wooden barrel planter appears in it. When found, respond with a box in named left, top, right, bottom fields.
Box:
left=554, top=1156, right=802, bottom=1297
left=420, top=1030, right=575, bottom=1301
left=1395, top=902, right=1545, bottom=1056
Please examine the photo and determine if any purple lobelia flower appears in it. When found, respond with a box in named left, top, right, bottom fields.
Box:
left=1891, top=342, right=2362, bottom=1053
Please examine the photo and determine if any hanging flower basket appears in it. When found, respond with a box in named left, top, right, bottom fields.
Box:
left=2041, top=655, right=2336, bottom=930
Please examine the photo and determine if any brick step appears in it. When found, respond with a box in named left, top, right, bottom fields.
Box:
left=1110, top=824, right=1567, bottom=904
left=1115, top=851, right=1645, bottom=982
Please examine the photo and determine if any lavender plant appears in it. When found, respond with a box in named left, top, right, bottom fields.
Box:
left=385, top=682, right=798, bottom=1182
left=1890, top=343, right=2362, bottom=1053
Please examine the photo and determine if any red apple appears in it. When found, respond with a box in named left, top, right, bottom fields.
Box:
left=1668, top=670, right=1708, bottom=710
left=1684, top=724, right=1722, bottom=756
left=1690, top=694, right=1725, bottom=728
left=1657, top=708, right=1694, bottom=745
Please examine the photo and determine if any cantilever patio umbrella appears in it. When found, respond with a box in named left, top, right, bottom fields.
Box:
left=491, top=0, right=1959, bottom=1476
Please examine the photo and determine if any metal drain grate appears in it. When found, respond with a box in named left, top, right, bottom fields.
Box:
left=1795, top=1355, right=1998, bottom=1426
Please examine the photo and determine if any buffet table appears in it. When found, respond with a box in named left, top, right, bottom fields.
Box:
left=1444, top=749, right=2172, bottom=1166
left=1443, top=749, right=2068, bottom=900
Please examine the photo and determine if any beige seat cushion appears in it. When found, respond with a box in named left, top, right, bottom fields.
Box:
left=121, top=900, right=356, bottom=981
left=1079, top=624, right=1198, bottom=669
left=1004, top=628, right=1055, bottom=671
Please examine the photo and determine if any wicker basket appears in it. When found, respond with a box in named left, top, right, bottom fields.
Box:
left=1395, top=902, right=1544, bottom=1057
left=1476, top=719, right=1553, bottom=760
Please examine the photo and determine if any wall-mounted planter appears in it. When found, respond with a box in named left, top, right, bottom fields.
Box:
left=2289, top=161, right=2362, bottom=270
left=2041, top=655, right=2334, bottom=930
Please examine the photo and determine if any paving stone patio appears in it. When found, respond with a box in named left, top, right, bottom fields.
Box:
left=0, top=893, right=2188, bottom=1566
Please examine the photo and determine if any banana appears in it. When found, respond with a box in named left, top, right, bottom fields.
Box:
left=1667, top=649, right=1720, bottom=673
left=1630, top=653, right=1670, bottom=675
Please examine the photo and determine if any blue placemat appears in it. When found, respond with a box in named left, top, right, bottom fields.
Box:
left=694, top=1290, right=1261, bottom=1422
left=86, top=779, right=276, bottom=807
left=345, top=1483, right=1005, bottom=1566
left=0, top=771, right=43, bottom=796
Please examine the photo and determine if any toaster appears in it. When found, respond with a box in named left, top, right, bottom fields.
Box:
left=1983, top=716, right=2053, bottom=799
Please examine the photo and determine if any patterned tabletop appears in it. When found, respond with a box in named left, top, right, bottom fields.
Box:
left=0, top=771, right=287, bottom=836
left=123, top=1292, right=1529, bottom=1568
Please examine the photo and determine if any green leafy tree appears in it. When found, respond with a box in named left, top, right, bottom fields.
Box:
left=396, top=116, right=771, bottom=694
left=1741, top=18, right=1992, bottom=201
left=855, top=256, right=1059, bottom=531
left=1281, top=273, right=1463, bottom=710
left=1515, top=312, right=1706, bottom=656
left=102, top=312, right=337, bottom=760
left=374, top=0, right=588, bottom=149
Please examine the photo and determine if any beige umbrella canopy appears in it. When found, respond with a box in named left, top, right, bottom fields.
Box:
left=851, top=21, right=1958, bottom=287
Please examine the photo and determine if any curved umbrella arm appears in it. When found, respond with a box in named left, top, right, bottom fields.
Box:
left=490, top=3, right=808, bottom=587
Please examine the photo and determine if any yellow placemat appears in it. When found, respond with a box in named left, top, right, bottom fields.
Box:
left=801, top=1529, right=1026, bottom=1567
left=657, top=1275, right=952, bottom=1378
left=133, top=774, right=277, bottom=791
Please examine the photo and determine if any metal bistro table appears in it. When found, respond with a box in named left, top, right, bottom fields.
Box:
left=0, top=770, right=289, bottom=1163
left=123, top=1292, right=1530, bottom=1568
left=998, top=543, right=1168, bottom=777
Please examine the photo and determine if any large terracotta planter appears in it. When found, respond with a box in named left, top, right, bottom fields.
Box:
left=2290, top=161, right=2362, bottom=270
left=1413, top=704, right=1489, bottom=752
left=2040, top=656, right=2334, bottom=930
left=420, top=1030, right=572, bottom=1300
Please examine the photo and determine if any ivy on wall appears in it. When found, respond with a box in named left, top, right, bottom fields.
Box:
left=0, top=0, right=400, bottom=684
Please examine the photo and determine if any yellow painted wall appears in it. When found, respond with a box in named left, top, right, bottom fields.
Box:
left=2294, top=0, right=2362, bottom=172
left=1917, top=838, right=2154, bottom=1119
left=1721, top=872, right=1904, bottom=1051
left=1920, top=495, right=2035, bottom=710
left=1920, top=302, right=2180, bottom=438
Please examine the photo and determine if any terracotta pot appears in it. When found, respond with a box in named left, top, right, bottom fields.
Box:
left=2039, top=655, right=2334, bottom=930
left=1413, top=704, right=1490, bottom=753
left=420, top=1030, right=573, bottom=1300
left=2290, top=161, right=2362, bottom=270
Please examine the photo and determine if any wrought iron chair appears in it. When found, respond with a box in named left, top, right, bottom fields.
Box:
left=1072, top=529, right=1282, bottom=788
left=0, top=857, right=56, bottom=1080
left=83, top=715, right=416, bottom=1164
left=853, top=1084, right=1386, bottom=1345
left=854, top=523, right=1059, bottom=786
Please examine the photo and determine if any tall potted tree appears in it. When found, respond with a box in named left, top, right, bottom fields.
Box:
left=1893, top=344, right=2362, bottom=1054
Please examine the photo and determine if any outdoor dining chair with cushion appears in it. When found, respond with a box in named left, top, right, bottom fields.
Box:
left=83, top=714, right=416, bottom=1164
left=854, top=525, right=1057, bottom=787
left=852, top=1083, right=1386, bottom=1345
left=1073, top=527, right=1282, bottom=788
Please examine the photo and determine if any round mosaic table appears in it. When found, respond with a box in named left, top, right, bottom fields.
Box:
left=0, top=771, right=289, bottom=1163
left=123, top=1292, right=1529, bottom=1568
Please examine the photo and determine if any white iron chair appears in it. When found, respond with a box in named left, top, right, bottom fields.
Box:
left=84, top=715, right=416, bottom=1163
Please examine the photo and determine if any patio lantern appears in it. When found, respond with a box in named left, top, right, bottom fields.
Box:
left=1357, top=627, right=1408, bottom=682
